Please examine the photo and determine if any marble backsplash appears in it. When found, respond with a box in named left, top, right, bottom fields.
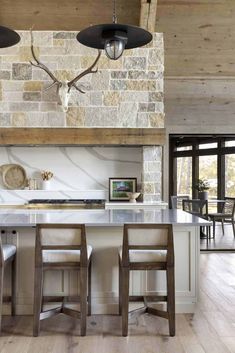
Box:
left=0, top=146, right=142, bottom=203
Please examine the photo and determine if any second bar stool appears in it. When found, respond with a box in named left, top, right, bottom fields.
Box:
left=0, top=236, right=16, bottom=333
left=119, top=223, right=175, bottom=337
left=33, top=224, right=92, bottom=336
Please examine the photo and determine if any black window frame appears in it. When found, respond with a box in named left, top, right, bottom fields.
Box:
left=169, top=134, right=235, bottom=205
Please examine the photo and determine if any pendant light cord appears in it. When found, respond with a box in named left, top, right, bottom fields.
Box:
left=112, top=0, right=117, bottom=23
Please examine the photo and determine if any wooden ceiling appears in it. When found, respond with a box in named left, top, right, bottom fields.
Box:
left=0, top=0, right=140, bottom=30
left=156, top=0, right=235, bottom=77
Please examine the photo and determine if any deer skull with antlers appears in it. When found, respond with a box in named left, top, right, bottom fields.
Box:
left=30, top=31, right=101, bottom=112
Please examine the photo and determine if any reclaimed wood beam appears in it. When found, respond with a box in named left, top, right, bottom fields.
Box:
left=140, top=0, right=158, bottom=32
left=0, top=128, right=166, bottom=146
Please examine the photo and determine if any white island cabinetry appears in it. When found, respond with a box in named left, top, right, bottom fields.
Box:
left=0, top=209, right=207, bottom=315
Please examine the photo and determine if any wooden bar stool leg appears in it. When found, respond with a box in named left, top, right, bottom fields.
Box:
left=88, top=259, right=92, bottom=316
left=232, top=221, right=235, bottom=237
left=0, top=266, right=4, bottom=333
left=221, top=219, right=224, bottom=235
left=167, top=266, right=175, bottom=337
left=80, top=267, right=87, bottom=337
left=11, top=256, right=17, bottom=316
left=118, top=258, right=122, bottom=315
left=121, top=267, right=129, bottom=337
left=33, top=266, right=43, bottom=337
left=213, top=219, right=216, bottom=237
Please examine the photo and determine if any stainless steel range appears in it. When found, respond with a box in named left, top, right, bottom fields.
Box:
left=26, top=199, right=106, bottom=209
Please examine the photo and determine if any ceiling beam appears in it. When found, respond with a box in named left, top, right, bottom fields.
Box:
left=139, top=0, right=157, bottom=32
left=0, top=128, right=166, bottom=146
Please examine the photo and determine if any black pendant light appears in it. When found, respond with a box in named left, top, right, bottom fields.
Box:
left=77, top=0, right=152, bottom=60
left=0, top=26, right=20, bottom=48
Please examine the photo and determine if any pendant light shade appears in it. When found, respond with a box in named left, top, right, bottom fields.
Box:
left=0, top=26, right=20, bottom=48
left=76, top=0, right=152, bottom=60
left=77, top=23, right=152, bottom=60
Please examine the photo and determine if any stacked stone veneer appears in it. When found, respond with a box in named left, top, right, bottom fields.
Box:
left=0, top=31, right=163, bottom=127
left=142, top=146, right=162, bottom=202
left=0, top=31, right=164, bottom=201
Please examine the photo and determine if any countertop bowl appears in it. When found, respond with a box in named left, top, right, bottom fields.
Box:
left=126, top=192, right=141, bottom=203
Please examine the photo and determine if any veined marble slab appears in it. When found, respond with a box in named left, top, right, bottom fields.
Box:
left=0, top=209, right=211, bottom=227
left=105, top=201, right=168, bottom=209
left=0, top=146, right=142, bottom=202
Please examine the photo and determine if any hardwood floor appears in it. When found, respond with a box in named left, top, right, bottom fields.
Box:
left=1, top=253, right=235, bottom=353
left=200, top=224, right=235, bottom=250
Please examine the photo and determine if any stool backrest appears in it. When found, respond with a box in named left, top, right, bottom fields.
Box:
left=182, top=199, right=208, bottom=219
left=122, top=224, right=174, bottom=267
left=171, top=195, right=190, bottom=209
left=222, top=197, right=235, bottom=216
left=35, top=224, right=88, bottom=266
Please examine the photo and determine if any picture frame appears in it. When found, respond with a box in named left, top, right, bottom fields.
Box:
left=109, top=177, right=137, bottom=201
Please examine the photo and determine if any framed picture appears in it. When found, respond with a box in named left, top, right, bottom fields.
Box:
left=109, top=177, right=137, bottom=201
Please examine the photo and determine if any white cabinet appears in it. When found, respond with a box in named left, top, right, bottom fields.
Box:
left=4, top=224, right=199, bottom=315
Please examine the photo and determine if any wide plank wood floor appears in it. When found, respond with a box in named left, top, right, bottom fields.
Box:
left=200, top=223, right=235, bottom=250
left=1, top=253, right=235, bottom=353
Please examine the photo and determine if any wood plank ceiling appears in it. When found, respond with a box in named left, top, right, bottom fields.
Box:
left=156, top=0, right=235, bottom=131
left=0, top=0, right=140, bottom=30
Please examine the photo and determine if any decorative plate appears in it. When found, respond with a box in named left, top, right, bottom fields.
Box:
left=0, top=164, right=27, bottom=190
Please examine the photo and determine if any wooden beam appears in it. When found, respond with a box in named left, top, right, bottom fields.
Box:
left=0, top=128, right=166, bottom=146
left=140, top=0, right=157, bottom=32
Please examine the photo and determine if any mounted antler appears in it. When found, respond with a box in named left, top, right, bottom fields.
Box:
left=29, top=30, right=101, bottom=112
left=30, top=30, right=61, bottom=91
left=67, top=50, right=101, bottom=93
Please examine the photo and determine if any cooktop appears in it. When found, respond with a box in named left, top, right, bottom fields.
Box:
left=28, top=199, right=105, bottom=204
left=26, top=199, right=106, bottom=209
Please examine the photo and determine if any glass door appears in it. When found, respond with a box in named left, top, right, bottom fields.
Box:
left=225, top=153, right=235, bottom=196
left=176, top=156, right=192, bottom=199
left=199, top=155, right=217, bottom=200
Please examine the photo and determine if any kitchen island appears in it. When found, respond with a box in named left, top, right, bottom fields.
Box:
left=0, top=208, right=210, bottom=315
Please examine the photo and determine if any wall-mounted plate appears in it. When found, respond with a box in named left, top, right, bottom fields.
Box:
left=0, top=164, right=27, bottom=190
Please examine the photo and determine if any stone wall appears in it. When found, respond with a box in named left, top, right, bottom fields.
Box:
left=0, top=31, right=164, bottom=128
left=0, top=31, right=164, bottom=201
left=142, top=146, right=162, bottom=202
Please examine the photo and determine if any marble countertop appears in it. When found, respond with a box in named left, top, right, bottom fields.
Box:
left=105, top=201, right=168, bottom=206
left=0, top=208, right=211, bottom=227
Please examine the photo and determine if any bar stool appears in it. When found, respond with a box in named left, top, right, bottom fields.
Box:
left=33, top=224, right=92, bottom=337
left=119, top=224, right=175, bottom=337
left=183, top=199, right=211, bottom=239
left=0, top=236, right=17, bottom=333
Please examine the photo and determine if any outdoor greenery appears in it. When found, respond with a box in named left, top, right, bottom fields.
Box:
left=177, top=154, right=235, bottom=198
left=194, top=179, right=210, bottom=192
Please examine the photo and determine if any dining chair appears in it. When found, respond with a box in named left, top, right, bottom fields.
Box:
left=171, top=195, right=190, bottom=209
left=119, top=224, right=175, bottom=337
left=182, top=199, right=211, bottom=238
left=208, top=197, right=235, bottom=237
left=33, top=224, right=92, bottom=337
left=0, top=235, right=16, bottom=333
